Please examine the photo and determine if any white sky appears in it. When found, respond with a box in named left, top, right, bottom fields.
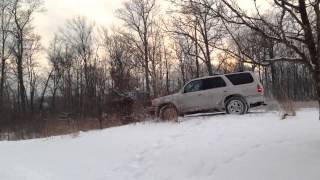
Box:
left=34, top=0, right=124, bottom=48
left=34, top=0, right=266, bottom=49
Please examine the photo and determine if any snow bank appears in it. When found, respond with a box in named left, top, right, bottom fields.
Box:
left=0, top=109, right=320, bottom=180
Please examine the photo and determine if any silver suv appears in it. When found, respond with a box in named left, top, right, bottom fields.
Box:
left=151, top=71, right=265, bottom=120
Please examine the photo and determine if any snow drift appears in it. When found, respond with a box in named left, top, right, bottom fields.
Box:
left=0, top=109, right=320, bottom=180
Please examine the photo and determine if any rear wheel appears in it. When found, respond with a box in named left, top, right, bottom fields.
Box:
left=160, top=104, right=178, bottom=121
left=226, top=97, right=248, bottom=115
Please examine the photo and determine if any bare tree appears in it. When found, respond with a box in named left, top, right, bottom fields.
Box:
left=148, top=21, right=167, bottom=97
left=0, top=0, right=13, bottom=106
left=39, top=69, right=53, bottom=111
left=61, top=16, right=95, bottom=96
left=10, top=0, right=43, bottom=112
left=57, top=16, right=97, bottom=114
left=117, top=0, right=158, bottom=96
left=104, top=29, right=137, bottom=92
left=25, top=34, right=41, bottom=112
left=169, top=0, right=224, bottom=76
left=199, top=0, right=320, bottom=118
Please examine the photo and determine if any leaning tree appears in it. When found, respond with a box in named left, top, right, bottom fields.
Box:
left=198, top=0, right=320, bottom=119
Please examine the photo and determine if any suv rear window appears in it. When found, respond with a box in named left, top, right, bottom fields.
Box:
left=202, top=77, right=226, bottom=90
left=226, top=73, right=254, bottom=85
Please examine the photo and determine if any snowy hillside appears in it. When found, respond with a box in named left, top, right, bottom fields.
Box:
left=1, top=109, right=320, bottom=180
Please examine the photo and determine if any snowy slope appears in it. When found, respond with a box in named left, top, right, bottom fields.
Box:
left=1, top=109, right=320, bottom=180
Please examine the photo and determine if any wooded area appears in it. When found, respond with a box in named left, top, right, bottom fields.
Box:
left=0, top=0, right=319, bottom=140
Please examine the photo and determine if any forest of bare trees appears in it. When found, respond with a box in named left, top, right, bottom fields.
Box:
left=0, top=0, right=319, bottom=140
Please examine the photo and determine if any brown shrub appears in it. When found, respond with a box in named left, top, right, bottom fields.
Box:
left=277, top=86, right=296, bottom=120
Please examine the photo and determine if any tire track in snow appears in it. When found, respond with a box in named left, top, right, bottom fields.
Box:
left=207, top=138, right=297, bottom=177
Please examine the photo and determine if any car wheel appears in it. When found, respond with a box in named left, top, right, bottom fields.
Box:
left=160, top=104, right=178, bottom=121
left=226, top=97, right=247, bottom=115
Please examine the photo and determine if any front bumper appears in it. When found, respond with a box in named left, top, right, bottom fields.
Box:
left=147, top=106, right=157, bottom=116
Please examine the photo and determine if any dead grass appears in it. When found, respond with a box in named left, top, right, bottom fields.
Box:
left=264, top=98, right=319, bottom=120
left=279, top=100, right=296, bottom=119
left=0, top=114, right=144, bottom=141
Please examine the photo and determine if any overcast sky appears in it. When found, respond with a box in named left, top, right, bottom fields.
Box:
left=34, top=0, right=124, bottom=47
left=33, top=0, right=264, bottom=49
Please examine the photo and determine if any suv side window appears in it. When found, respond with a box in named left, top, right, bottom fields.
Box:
left=184, top=80, right=202, bottom=93
left=202, top=77, right=226, bottom=90
left=226, top=73, right=254, bottom=85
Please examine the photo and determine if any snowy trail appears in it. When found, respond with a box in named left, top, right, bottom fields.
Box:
left=1, top=109, right=320, bottom=180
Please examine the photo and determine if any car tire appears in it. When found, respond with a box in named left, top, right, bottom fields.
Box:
left=226, top=97, right=248, bottom=115
left=160, top=104, right=178, bottom=121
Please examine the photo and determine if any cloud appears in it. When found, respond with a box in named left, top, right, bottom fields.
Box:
left=33, top=0, right=266, bottom=49
left=34, top=0, right=124, bottom=48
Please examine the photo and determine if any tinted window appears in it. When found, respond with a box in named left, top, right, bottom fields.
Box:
left=202, top=77, right=226, bottom=90
left=184, top=80, right=202, bottom=93
left=226, top=73, right=254, bottom=85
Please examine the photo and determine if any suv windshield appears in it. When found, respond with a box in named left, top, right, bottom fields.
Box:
left=184, top=80, right=202, bottom=93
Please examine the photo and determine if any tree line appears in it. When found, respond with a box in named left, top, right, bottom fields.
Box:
left=0, top=0, right=319, bottom=139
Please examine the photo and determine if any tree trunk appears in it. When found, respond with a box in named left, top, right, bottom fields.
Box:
left=144, top=31, right=150, bottom=96
left=165, top=51, right=170, bottom=95
left=313, top=68, right=320, bottom=120
left=51, top=88, right=58, bottom=112
left=194, top=22, right=200, bottom=78
left=17, top=56, right=26, bottom=113
left=204, top=38, right=213, bottom=76
left=0, top=6, right=7, bottom=107
left=0, top=32, right=6, bottom=105
left=30, top=89, right=34, bottom=113
left=179, top=56, right=186, bottom=84
left=0, top=57, right=5, bottom=103
left=39, top=69, right=53, bottom=111
left=201, top=16, right=213, bottom=76
left=151, top=55, right=157, bottom=97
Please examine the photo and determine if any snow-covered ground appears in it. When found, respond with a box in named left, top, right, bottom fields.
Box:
left=1, top=109, right=320, bottom=180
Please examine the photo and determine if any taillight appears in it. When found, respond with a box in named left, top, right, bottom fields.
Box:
left=257, top=84, right=263, bottom=93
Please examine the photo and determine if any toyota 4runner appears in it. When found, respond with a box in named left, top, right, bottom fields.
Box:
left=151, top=71, right=265, bottom=120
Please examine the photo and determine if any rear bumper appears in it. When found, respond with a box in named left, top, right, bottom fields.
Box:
left=246, top=95, right=265, bottom=107
left=250, top=102, right=267, bottom=108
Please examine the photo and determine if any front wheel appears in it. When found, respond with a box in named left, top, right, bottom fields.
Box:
left=159, top=104, right=178, bottom=121
left=226, top=97, right=248, bottom=115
